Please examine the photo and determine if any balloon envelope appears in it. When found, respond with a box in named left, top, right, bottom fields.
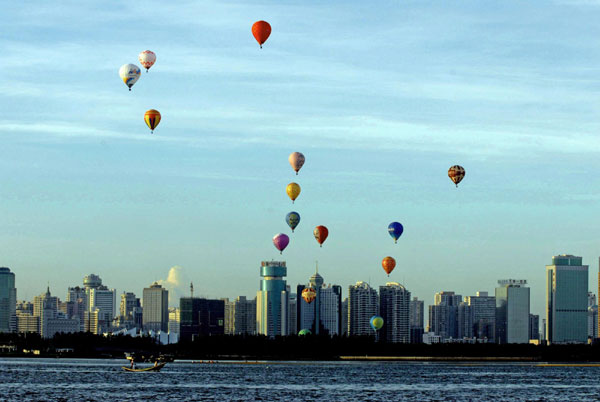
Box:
left=313, top=226, right=329, bottom=247
left=272, top=233, right=289, bottom=254
left=286, top=183, right=301, bottom=203
left=144, top=109, right=161, bottom=133
left=288, top=152, right=305, bottom=175
left=370, top=316, right=384, bottom=331
left=448, top=165, right=465, bottom=187
left=382, top=256, right=396, bottom=276
left=119, top=64, right=141, bottom=90
left=301, top=287, right=317, bottom=304
left=138, top=50, right=156, bottom=72
left=252, top=20, right=271, bottom=48
left=298, top=329, right=312, bottom=336
left=286, top=211, right=301, bottom=232
left=388, top=222, right=404, bottom=244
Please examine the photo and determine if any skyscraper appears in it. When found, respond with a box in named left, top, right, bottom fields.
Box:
left=529, top=314, right=540, bottom=341
left=143, top=282, right=169, bottom=332
left=546, top=255, right=588, bottom=343
left=0, top=267, right=16, bottom=333
left=588, top=292, right=598, bottom=340
left=297, top=269, right=342, bottom=336
left=348, top=281, right=378, bottom=336
left=379, top=282, right=410, bottom=343
left=88, top=286, right=116, bottom=334
left=118, top=292, right=140, bottom=329
left=224, top=296, right=256, bottom=335
left=256, top=261, right=289, bottom=337
left=66, top=286, right=87, bottom=331
left=179, top=297, right=224, bottom=341
left=496, top=279, right=530, bottom=344
left=409, top=297, right=424, bottom=344
left=428, top=291, right=461, bottom=340
left=465, top=291, right=496, bottom=342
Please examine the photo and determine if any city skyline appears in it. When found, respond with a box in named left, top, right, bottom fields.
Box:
left=2, top=1, right=600, bottom=319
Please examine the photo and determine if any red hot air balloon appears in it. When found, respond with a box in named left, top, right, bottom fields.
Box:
left=252, top=21, right=271, bottom=48
left=272, top=233, right=289, bottom=254
left=302, top=287, right=317, bottom=304
left=313, top=226, right=328, bottom=247
left=382, top=256, right=396, bottom=276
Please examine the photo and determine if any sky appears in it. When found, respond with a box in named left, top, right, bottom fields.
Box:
left=1, top=0, right=600, bottom=318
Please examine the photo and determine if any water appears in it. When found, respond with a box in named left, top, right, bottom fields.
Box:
left=1, top=358, right=599, bottom=401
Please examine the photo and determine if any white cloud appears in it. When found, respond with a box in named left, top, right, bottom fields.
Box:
left=157, top=266, right=191, bottom=306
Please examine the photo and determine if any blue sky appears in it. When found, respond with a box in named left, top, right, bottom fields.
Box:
left=2, top=1, right=600, bottom=318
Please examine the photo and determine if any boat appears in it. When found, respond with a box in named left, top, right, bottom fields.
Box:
left=122, top=362, right=166, bottom=372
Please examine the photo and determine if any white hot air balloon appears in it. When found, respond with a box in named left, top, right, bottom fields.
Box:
left=119, top=64, right=141, bottom=91
left=138, top=50, right=156, bottom=72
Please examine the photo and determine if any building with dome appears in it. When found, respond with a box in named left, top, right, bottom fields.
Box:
left=297, top=267, right=342, bottom=336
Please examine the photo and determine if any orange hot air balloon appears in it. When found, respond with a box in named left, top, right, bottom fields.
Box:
left=302, top=287, right=317, bottom=304
left=313, top=225, right=329, bottom=247
left=448, top=165, right=465, bottom=187
left=252, top=21, right=271, bottom=48
left=144, top=109, right=161, bottom=133
left=382, top=256, right=396, bottom=276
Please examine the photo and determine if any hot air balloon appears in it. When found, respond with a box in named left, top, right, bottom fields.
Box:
left=370, top=316, right=384, bottom=331
left=388, top=222, right=404, bottom=244
left=298, top=328, right=312, bottom=336
left=289, top=152, right=305, bottom=175
left=119, top=64, right=141, bottom=91
left=138, top=50, right=156, bottom=72
left=448, top=165, right=465, bottom=187
left=286, top=182, right=301, bottom=203
left=272, top=233, right=289, bottom=254
left=144, top=109, right=161, bottom=133
left=314, top=226, right=328, bottom=247
left=286, top=212, right=301, bottom=232
left=382, top=256, right=396, bottom=276
left=252, top=20, right=271, bottom=48
left=301, top=287, right=317, bottom=304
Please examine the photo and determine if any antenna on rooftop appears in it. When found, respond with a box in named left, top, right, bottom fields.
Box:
left=190, top=282, right=194, bottom=298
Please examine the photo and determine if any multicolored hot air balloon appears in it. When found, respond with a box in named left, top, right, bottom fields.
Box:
left=370, top=316, right=384, bottom=331
left=119, top=64, right=141, bottom=91
left=301, top=287, right=317, bottom=304
left=298, top=328, right=312, bottom=336
left=272, top=233, right=289, bottom=254
left=252, top=20, right=271, bottom=48
left=382, top=256, right=396, bottom=276
left=286, top=182, right=301, bottom=203
left=289, top=152, right=305, bottom=175
left=448, top=165, right=465, bottom=187
left=138, top=50, right=156, bottom=72
left=314, top=226, right=328, bottom=247
left=144, top=109, right=161, bottom=133
left=388, top=222, right=404, bottom=244
left=286, top=211, right=301, bottom=232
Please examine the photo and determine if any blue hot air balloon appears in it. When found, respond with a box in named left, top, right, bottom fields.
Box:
left=286, top=211, right=301, bottom=232
left=388, top=222, right=404, bottom=244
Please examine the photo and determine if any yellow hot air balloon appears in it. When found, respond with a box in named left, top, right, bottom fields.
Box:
left=286, top=182, right=301, bottom=203
left=144, top=109, right=161, bottom=133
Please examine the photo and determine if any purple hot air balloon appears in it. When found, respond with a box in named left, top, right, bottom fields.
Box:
left=272, top=233, right=290, bottom=254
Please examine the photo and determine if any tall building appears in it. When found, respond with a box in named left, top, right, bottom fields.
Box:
left=529, top=314, right=540, bottom=341
left=588, top=292, right=598, bottom=340
left=297, top=269, right=342, bottom=336
left=179, top=297, right=224, bottom=341
left=224, top=296, right=256, bottom=335
left=428, top=291, right=461, bottom=340
left=0, top=267, right=16, bottom=332
left=288, top=293, right=297, bottom=335
left=88, top=286, right=116, bottom=333
left=465, top=291, right=496, bottom=342
left=341, top=298, right=348, bottom=336
left=256, top=261, right=289, bottom=337
left=66, top=286, right=87, bottom=331
left=409, top=297, right=424, bottom=344
left=457, top=302, right=473, bottom=339
left=168, top=307, right=180, bottom=334
left=546, top=255, right=589, bottom=343
left=142, top=282, right=169, bottom=332
left=496, top=279, right=530, bottom=344
left=379, top=282, right=410, bottom=343
left=347, top=281, right=378, bottom=336
left=118, top=292, right=140, bottom=329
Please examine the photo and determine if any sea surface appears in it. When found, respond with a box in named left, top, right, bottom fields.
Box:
left=0, top=358, right=599, bottom=401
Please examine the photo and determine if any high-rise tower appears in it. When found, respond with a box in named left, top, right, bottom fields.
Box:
left=379, top=282, right=410, bottom=343
left=496, top=279, right=530, bottom=344
left=256, top=261, right=288, bottom=337
left=348, top=281, right=378, bottom=336
left=0, top=267, right=16, bottom=332
left=143, top=282, right=169, bottom=332
left=546, top=255, right=588, bottom=343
